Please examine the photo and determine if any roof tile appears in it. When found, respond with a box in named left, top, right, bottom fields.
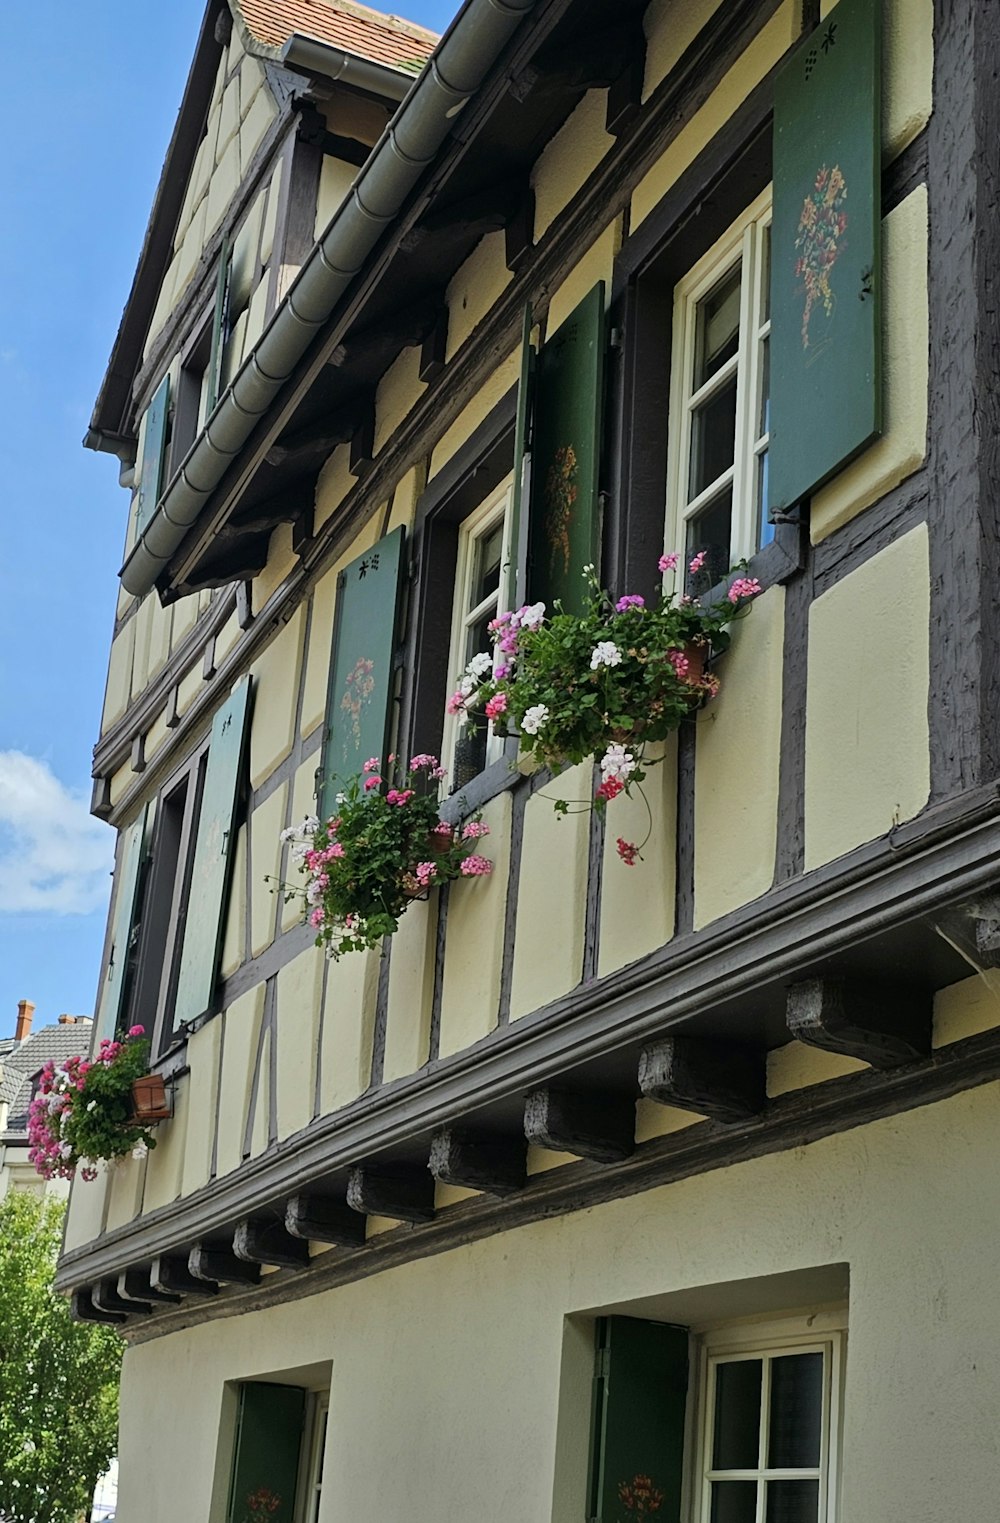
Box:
left=236, top=0, right=437, bottom=71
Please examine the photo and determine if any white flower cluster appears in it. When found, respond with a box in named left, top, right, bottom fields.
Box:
left=281, top=817, right=319, bottom=866
left=590, top=640, right=622, bottom=671
left=600, top=744, right=636, bottom=783
left=521, top=704, right=549, bottom=736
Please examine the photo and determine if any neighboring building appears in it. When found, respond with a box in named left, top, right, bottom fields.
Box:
left=56, top=0, right=1000, bottom=1519
left=0, top=1002, right=93, bottom=1200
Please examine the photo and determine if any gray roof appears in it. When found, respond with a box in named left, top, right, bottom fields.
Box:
left=0, top=1023, right=93, bottom=1141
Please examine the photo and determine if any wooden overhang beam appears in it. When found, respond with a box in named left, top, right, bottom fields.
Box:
left=189, top=1244, right=261, bottom=1286
left=524, top=1087, right=635, bottom=1163
left=117, top=1266, right=179, bottom=1307
left=93, top=1277, right=151, bottom=1318
left=346, top=1164, right=435, bottom=1223
left=286, top=1193, right=367, bottom=1247
left=233, top=1218, right=310, bottom=1269
left=151, top=1254, right=219, bottom=1297
left=428, top=1127, right=527, bottom=1197
left=639, top=1036, right=766, bottom=1125
left=786, top=978, right=932, bottom=1069
left=70, top=1287, right=126, bottom=1325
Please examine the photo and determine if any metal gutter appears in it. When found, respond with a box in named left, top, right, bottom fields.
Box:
left=120, top=0, right=539, bottom=597
left=281, top=32, right=420, bottom=103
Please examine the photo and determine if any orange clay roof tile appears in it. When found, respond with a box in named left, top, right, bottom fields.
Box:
left=236, top=0, right=438, bottom=71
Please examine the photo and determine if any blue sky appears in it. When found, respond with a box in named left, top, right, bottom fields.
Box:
left=0, top=0, right=453, bottom=1035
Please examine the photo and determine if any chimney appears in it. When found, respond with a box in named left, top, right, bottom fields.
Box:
left=58, top=1015, right=78, bottom=1025
left=15, top=1000, right=34, bottom=1042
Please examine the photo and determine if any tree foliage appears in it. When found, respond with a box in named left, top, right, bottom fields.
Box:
left=0, top=1191, right=122, bottom=1523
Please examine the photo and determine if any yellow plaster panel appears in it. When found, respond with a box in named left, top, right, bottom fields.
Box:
left=510, top=768, right=591, bottom=1019
left=240, top=86, right=275, bottom=177
left=635, top=1098, right=701, bottom=1142
left=810, top=189, right=929, bottom=543
left=221, top=308, right=249, bottom=393
left=244, top=273, right=270, bottom=352
left=631, top=2, right=796, bottom=229
left=438, top=792, right=512, bottom=1055
left=767, top=1041, right=867, bottom=1098
left=146, top=595, right=173, bottom=684
left=173, top=198, right=208, bottom=302
left=216, top=76, right=240, bottom=162
left=694, top=587, right=784, bottom=929
left=375, top=345, right=425, bottom=453
left=145, top=705, right=170, bottom=765
left=389, top=466, right=425, bottom=532
left=642, top=0, right=724, bottom=101
left=260, top=158, right=283, bottom=265
left=63, top=1173, right=108, bottom=1252
left=102, top=621, right=136, bottom=731
left=275, top=946, right=326, bottom=1140
left=230, top=189, right=266, bottom=311
left=214, top=611, right=242, bottom=669
left=429, top=350, right=520, bottom=474
left=313, top=442, right=356, bottom=534
left=238, top=56, right=268, bottom=120
left=315, top=157, right=356, bottom=241
left=599, top=738, right=677, bottom=977
left=130, top=595, right=154, bottom=696
left=219, top=823, right=248, bottom=979
left=142, top=1079, right=190, bottom=1213
left=365, top=1214, right=399, bottom=1239
left=108, top=761, right=133, bottom=810
left=526, top=1144, right=577, bottom=1175
left=177, top=659, right=204, bottom=719
left=215, top=984, right=266, bottom=1177
left=546, top=221, right=619, bottom=333
left=300, top=519, right=381, bottom=735
left=249, top=605, right=305, bottom=788
left=383, top=896, right=437, bottom=1081
left=249, top=783, right=287, bottom=957
left=171, top=590, right=199, bottom=649
left=206, top=135, right=241, bottom=240
left=319, top=949, right=380, bottom=1113
left=934, top=974, right=1000, bottom=1048
left=435, top=1181, right=478, bottom=1209
left=105, top=1153, right=145, bottom=1232
left=805, top=525, right=930, bottom=869
left=326, top=91, right=389, bottom=145
left=252, top=524, right=298, bottom=615
left=181, top=1017, right=223, bottom=1195
left=249, top=1023, right=271, bottom=1158
left=821, top=0, right=932, bottom=160
left=446, top=231, right=511, bottom=357
left=532, top=90, right=614, bottom=238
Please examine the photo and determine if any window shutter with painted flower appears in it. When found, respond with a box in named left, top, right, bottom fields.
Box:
left=587, top=1315, right=688, bottom=1523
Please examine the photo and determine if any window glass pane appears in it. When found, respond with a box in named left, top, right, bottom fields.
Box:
left=695, top=266, right=742, bottom=388
left=758, top=337, right=770, bottom=438
left=756, top=453, right=773, bottom=549
left=761, top=224, right=772, bottom=322
left=765, top=1479, right=819, bottom=1523
left=689, top=378, right=737, bottom=499
left=686, top=489, right=732, bottom=592
left=710, top=1481, right=758, bottom=1523
left=472, top=520, right=504, bottom=608
left=768, top=1353, right=823, bottom=1469
left=712, top=1358, right=762, bottom=1470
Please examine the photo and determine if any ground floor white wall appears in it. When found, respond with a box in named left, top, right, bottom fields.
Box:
left=115, top=1081, right=1000, bottom=1522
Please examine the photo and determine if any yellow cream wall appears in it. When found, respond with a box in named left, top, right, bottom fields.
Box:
left=114, top=1078, right=1000, bottom=1523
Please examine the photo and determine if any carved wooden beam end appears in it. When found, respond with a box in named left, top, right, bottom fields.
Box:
left=524, top=1088, right=635, bottom=1163
left=70, top=1288, right=126, bottom=1325
left=93, top=1277, right=150, bottom=1318
left=286, top=1194, right=366, bottom=1247
left=429, top=1128, right=527, bottom=1198
left=346, top=1165, right=435, bottom=1224
left=233, top=1219, right=310, bottom=1270
left=639, top=1036, right=766, bottom=1125
left=151, top=1254, right=219, bottom=1297
left=188, top=1245, right=261, bottom=1286
left=119, top=1267, right=180, bottom=1307
left=786, top=978, right=932, bottom=1069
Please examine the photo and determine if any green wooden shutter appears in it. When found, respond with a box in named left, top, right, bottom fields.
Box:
left=94, top=805, right=149, bottom=1047
left=207, top=234, right=232, bottom=415
left=505, top=303, right=535, bottom=611
left=136, top=373, right=171, bottom=533
left=587, top=1316, right=688, bottom=1523
left=528, top=282, right=606, bottom=617
left=174, top=676, right=253, bottom=1028
left=226, top=1382, right=305, bottom=1523
left=318, top=527, right=406, bottom=821
left=769, top=0, right=882, bottom=514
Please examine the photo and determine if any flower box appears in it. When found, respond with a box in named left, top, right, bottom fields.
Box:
left=130, top=1073, right=172, bottom=1123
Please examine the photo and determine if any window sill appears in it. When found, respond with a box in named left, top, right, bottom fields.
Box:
left=439, top=743, right=524, bottom=824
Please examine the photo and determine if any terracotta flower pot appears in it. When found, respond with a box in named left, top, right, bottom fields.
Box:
left=681, top=641, right=707, bottom=685
left=130, top=1074, right=172, bottom=1123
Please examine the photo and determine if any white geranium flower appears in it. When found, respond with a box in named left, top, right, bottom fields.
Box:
left=466, top=651, right=493, bottom=679
left=132, top=1143, right=149, bottom=1161
left=459, top=673, right=477, bottom=698
left=86, top=1100, right=98, bottom=1113
left=600, top=744, right=636, bottom=783
left=521, top=704, right=549, bottom=735
left=590, top=641, right=622, bottom=671
left=518, top=602, right=546, bottom=631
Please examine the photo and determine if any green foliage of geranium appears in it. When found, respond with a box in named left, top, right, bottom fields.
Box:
left=28, top=1028, right=157, bottom=1181
left=0, top=1192, right=122, bottom=1523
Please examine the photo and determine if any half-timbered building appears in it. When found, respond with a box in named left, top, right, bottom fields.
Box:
left=59, top=0, right=1000, bottom=1516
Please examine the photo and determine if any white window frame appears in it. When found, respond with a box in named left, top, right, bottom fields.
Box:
left=665, top=186, right=773, bottom=572
left=295, top=1390, right=329, bottom=1523
left=691, top=1310, right=845, bottom=1523
left=441, top=474, right=515, bottom=781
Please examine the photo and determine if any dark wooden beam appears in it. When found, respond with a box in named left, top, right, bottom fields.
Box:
left=786, top=978, right=932, bottom=1069
left=419, top=306, right=449, bottom=384
left=524, top=19, right=642, bottom=98
left=233, top=1218, right=310, bottom=1269
left=349, top=404, right=376, bottom=478
left=119, top=1267, right=180, bottom=1307
left=428, top=1128, right=527, bottom=1198
left=285, top=1193, right=366, bottom=1247
left=189, top=1244, right=261, bottom=1286
left=638, top=1036, right=766, bottom=1125
left=417, top=178, right=521, bottom=238
left=968, top=897, right=1000, bottom=967
left=91, top=775, right=112, bottom=821
left=605, top=39, right=646, bottom=137
left=70, top=1288, right=126, bottom=1325
left=346, top=1165, right=435, bottom=1223
left=524, top=1087, right=635, bottom=1163
left=93, top=1278, right=150, bottom=1317
left=265, top=406, right=360, bottom=468
left=151, top=1255, right=219, bottom=1297
left=130, top=734, right=146, bottom=774
left=224, top=479, right=315, bottom=536
left=504, top=189, right=535, bottom=275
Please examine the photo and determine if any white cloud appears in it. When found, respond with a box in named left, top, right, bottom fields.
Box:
left=0, top=752, right=114, bottom=915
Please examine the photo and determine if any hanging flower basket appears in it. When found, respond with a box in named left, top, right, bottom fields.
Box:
left=27, top=1026, right=161, bottom=1182
left=277, top=754, right=493, bottom=957
left=448, top=554, right=762, bottom=863
left=130, top=1073, right=173, bottom=1122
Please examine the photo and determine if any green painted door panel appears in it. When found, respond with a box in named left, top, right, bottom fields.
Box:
left=94, top=805, right=149, bottom=1048
left=318, top=526, right=406, bottom=821
left=226, top=1383, right=305, bottom=1523
left=587, top=1315, right=689, bottom=1523
left=528, top=283, right=606, bottom=616
left=136, top=373, right=171, bottom=532
left=506, top=303, right=535, bottom=611
left=769, top=0, right=882, bottom=513
left=173, top=676, right=253, bottom=1029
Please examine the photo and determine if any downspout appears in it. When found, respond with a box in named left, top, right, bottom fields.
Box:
left=120, top=0, right=539, bottom=598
